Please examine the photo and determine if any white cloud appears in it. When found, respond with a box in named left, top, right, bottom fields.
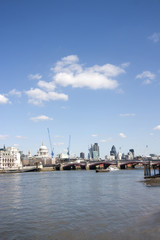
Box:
left=119, top=133, right=126, bottom=138
left=91, top=134, right=98, bottom=138
left=121, top=62, right=130, bottom=68
left=0, top=135, right=9, bottom=140
left=51, top=55, right=126, bottom=90
left=8, top=89, right=21, bottom=97
left=28, top=73, right=42, bottom=80
left=25, top=88, right=68, bottom=105
left=143, top=79, right=152, bottom=85
left=148, top=32, right=160, bottom=43
left=30, top=115, right=53, bottom=122
left=0, top=94, right=10, bottom=104
left=120, top=113, right=136, bottom=117
left=37, top=80, right=56, bottom=91
left=136, top=71, right=155, bottom=80
left=154, top=125, right=160, bottom=130
left=136, top=71, right=155, bottom=84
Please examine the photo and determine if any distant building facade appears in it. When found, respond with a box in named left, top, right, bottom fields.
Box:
left=0, top=146, right=22, bottom=169
left=37, top=142, right=49, bottom=158
left=80, top=152, right=85, bottom=159
left=110, top=145, right=117, bottom=158
left=89, top=143, right=100, bottom=160
left=129, top=149, right=134, bottom=158
left=21, top=142, right=53, bottom=166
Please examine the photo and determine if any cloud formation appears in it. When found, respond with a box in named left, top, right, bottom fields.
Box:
left=26, top=88, right=68, bottom=105
left=8, top=89, right=21, bottom=97
left=37, top=80, right=56, bottom=91
left=0, top=94, right=10, bottom=104
left=30, top=115, right=53, bottom=122
left=148, top=32, right=160, bottom=43
left=154, top=125, right=160, bottom=130
left=51, top=55, right=125, bottom=90
left=91, top=134, right=98, bottom=137
left=121, top=62, right=130, bottom=68
left=25, top=55, right=127, bottom=105
left=136, top=71, right=155, bottom=84
left=28, top=74, right=42, bottom=80
left=119, top=133, right=126, bottom=138
left=0, top=134, right=9, bottom=140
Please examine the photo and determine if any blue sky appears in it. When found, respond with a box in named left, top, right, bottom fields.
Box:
left=0, top=0, right=160, bottom=158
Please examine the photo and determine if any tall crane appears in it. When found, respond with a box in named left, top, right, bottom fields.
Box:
left=67, top=135, right=71, bottom=162
left=47, top=128, right=54, bottom=159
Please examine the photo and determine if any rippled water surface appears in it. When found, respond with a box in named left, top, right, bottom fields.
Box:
left=0, top=170, right=160, bottom=240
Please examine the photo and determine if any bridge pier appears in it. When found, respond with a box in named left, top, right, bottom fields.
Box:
left=117, top=161, right=125, bottom=169
left=144, top=161, right=151, bottom=178
left=85, top=163, right=90, bottom=170
left=117, top=161, right=121, bottom=169
left=60, top=164, right=64, bottom=171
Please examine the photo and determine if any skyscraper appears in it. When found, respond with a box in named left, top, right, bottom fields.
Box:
left=110, top=145, right=117, bottom=158
left=129, top=149, right=134, bottom=158
left=89, top=143, right=100, bottom=160
left=80, top=152, right=85, bottom=159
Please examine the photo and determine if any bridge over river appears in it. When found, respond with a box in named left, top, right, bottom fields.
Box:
left=54, top=159, right=160, bottom=171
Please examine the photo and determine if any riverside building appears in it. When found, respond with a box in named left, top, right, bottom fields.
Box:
left=34, top=142, right=52, bottom=165
left=0, top=146, right=22, bottom=169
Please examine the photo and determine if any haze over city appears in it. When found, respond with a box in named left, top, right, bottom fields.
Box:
left=1, top=0, right=160, bottom=158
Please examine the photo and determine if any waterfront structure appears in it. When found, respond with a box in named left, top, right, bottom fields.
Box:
left=0, top=145, right=22, bottom=169
left=89, top=143, right=100, bottom=160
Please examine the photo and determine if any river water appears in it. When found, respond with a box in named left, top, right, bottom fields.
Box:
left=0, top=169, right=160, bottom=240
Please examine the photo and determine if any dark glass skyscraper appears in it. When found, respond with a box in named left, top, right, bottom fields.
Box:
left=110, top=145, right=117, bottom=157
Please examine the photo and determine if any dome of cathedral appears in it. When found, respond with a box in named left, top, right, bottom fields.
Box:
left=40, top=145, right=47, bottom=150
left=37, top=142, right=49, bottom=157
left=39, top=141, right=47, bottom=150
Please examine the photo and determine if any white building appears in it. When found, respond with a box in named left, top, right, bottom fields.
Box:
left=117, top=152, right=122, bottom=160
left=128, top=151, right=134, bottom=160
left=0, top=146, right=22, bottom=169
left=35, top=142, right=54, bottom=165
left=37, top=142, right=49, bottom=158
left=107, top=155, right=115, bottom=160
left=58, top=153, right=69, bottom=159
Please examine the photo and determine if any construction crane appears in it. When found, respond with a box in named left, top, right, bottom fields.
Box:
left=47, top=128, right=54, bottom=159
left=67, top=135, right=71, bottom=161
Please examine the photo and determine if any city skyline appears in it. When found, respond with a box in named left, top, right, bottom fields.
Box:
left=1, top=0, right=160, bottom=158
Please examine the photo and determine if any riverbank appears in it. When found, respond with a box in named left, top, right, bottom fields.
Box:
left=141, top=177, right=160, bottom=186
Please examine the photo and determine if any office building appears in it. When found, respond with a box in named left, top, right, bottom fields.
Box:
left=89, top=143, right=100, bottom=160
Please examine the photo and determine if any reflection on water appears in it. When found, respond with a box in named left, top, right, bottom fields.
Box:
left=0, top=170, right=160, bottom=240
